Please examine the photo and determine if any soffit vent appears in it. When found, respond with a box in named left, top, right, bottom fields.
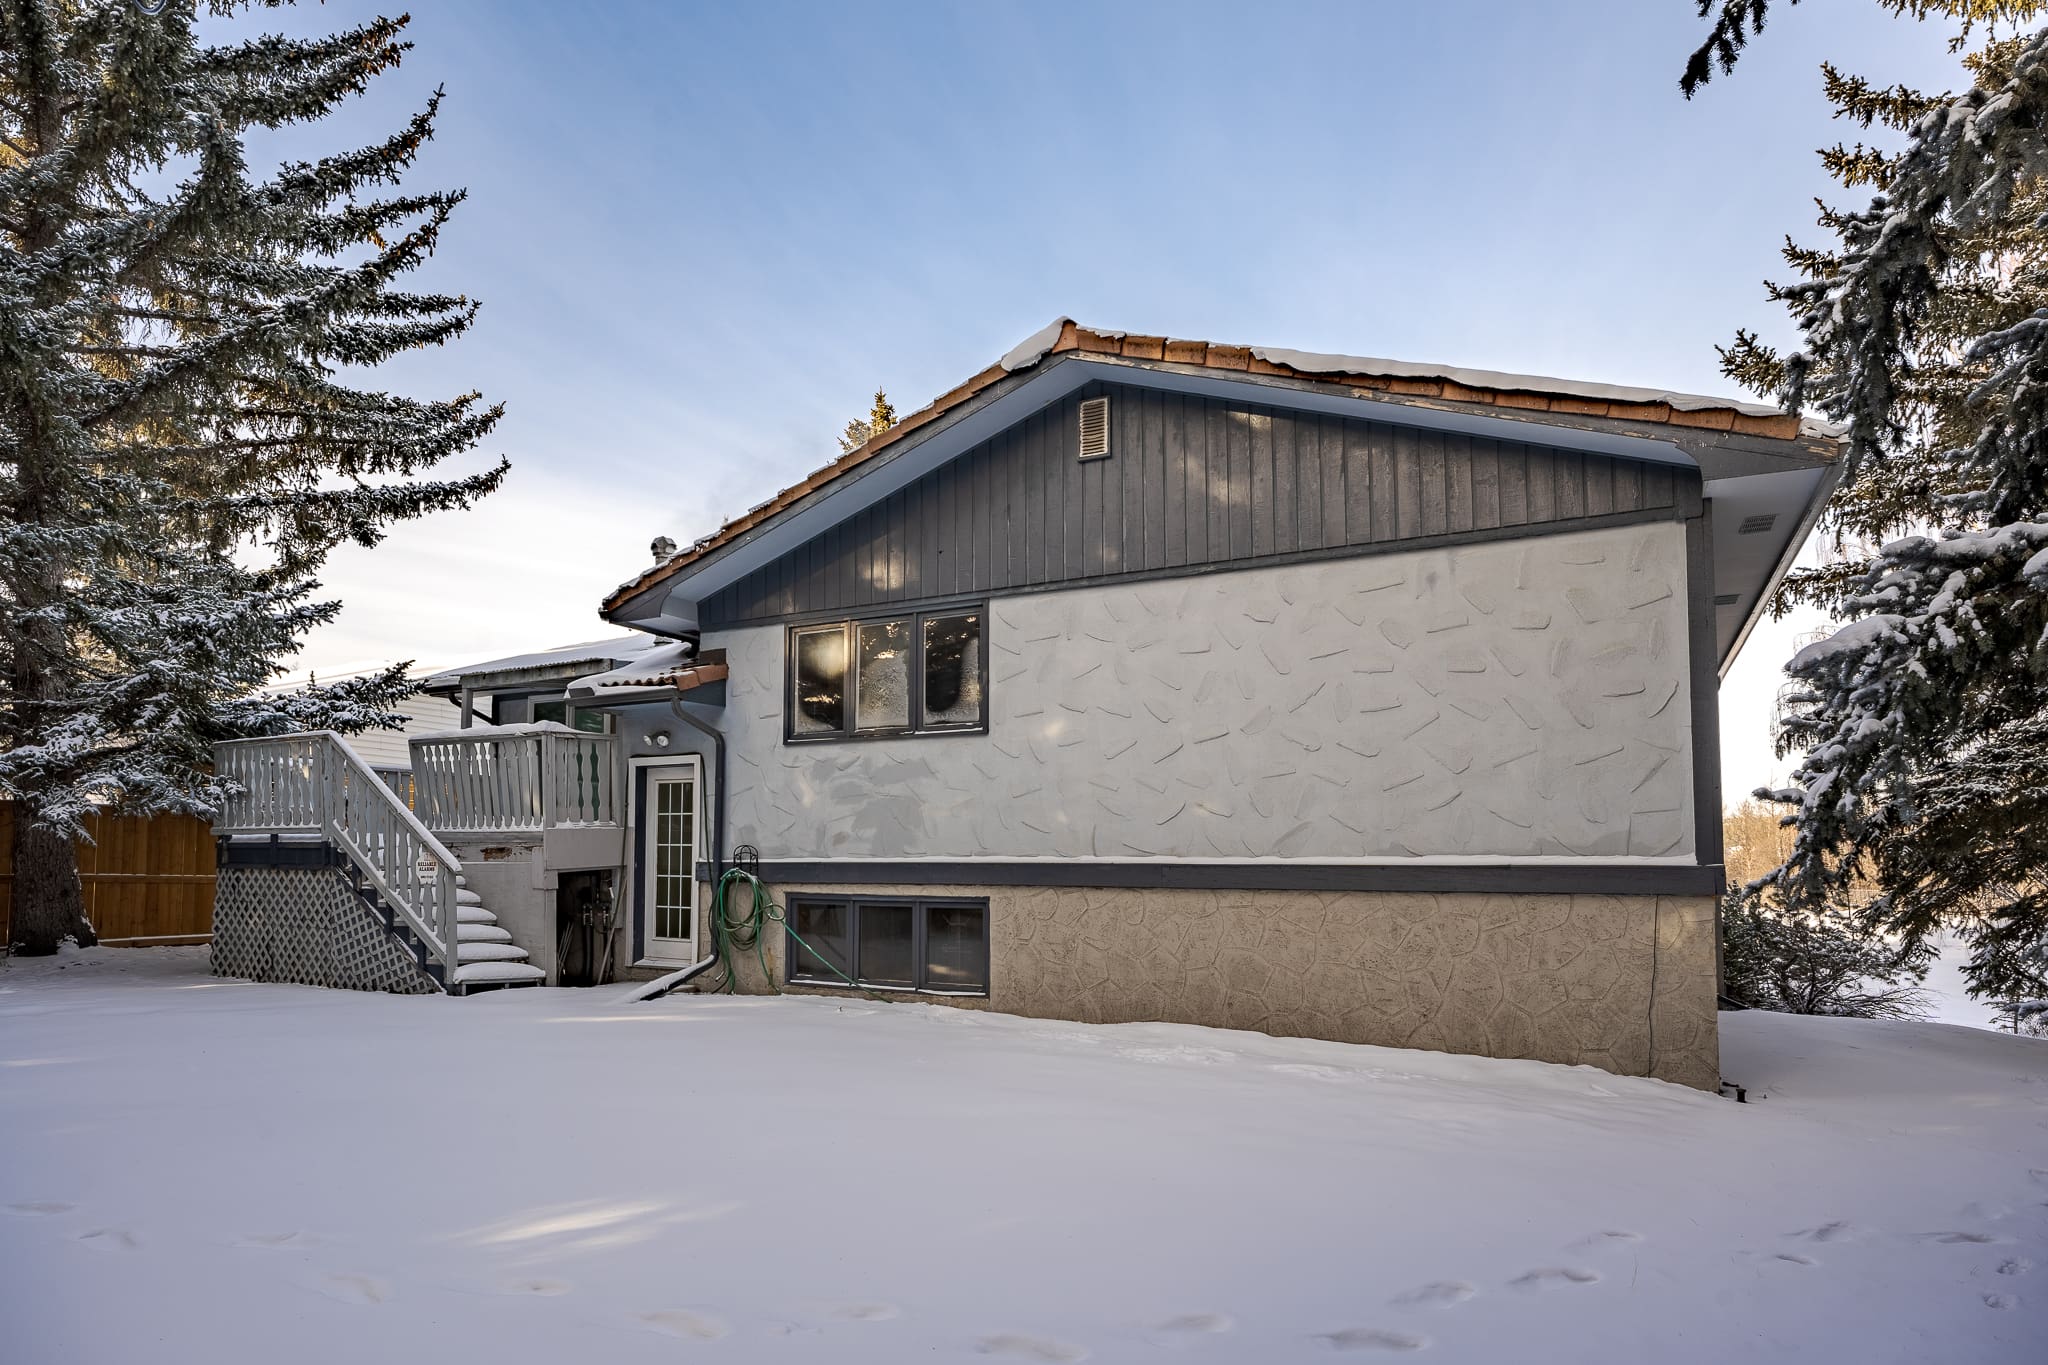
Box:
left=1737, top=513, right=1777, bottom=535
left=1713, top=593, right=1740, bottom=606
left=1078, top=396, right=1111, bottom=460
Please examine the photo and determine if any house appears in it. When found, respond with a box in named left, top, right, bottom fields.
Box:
left=211, top=320, right=1839, bottom=1089
left=417, top=635, right=664, bottom=729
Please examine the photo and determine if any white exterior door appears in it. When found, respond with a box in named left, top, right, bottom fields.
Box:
left=639, top=762, right=699, bottom=965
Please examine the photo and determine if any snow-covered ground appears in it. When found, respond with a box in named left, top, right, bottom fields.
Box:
left=2, top=949, right=2043, bottom=1364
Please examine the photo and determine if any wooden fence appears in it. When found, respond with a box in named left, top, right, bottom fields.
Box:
left=0, top=802, right=215, bottom=946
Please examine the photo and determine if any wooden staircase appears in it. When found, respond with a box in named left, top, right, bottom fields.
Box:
left=215, top=731, right=547, bottom=996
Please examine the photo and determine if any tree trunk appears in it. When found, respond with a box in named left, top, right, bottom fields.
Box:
left=10, top=818, right=96, bottom=955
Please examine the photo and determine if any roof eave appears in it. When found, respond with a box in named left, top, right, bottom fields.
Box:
left=604, top=350, right=1838, bottom=632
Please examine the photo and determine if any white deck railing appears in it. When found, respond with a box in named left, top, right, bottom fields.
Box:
left=408, top=724, right=619, bottom=834
left=213, top=732, right=463, bottom=977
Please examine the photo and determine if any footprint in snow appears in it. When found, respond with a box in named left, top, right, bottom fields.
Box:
left=1787, top=1221, right=1855, bottom=1244
left=1919, top=1231, right=2005, bottom=1245
left=1571, top=1230, right=1643, bottom=1253
left=828, top=1302, right=900, bottom=1322
left=1153, top=1312, right=1233, bottom=1335
left=6, top=1201, right=74, bottom=1216
left=76, top=1227, right=139, bottom=1251
left=976, top=1331, right=1088, bottom=1361
left=499, top=1278, right=572, bottom=1297
left=1983, top=1293, right=2018, bottom=1311
left=1316, top=1327, right=1427, bottom=1352
left=1997, top=1257, right=2031, bottom=1277
left=1388, top=1281, right=1475, bottom=1308
left=236, top=1231, right=315, bottom=1250
left=636, top=1310, right=730, bottom=1340
left=313, top=1273, right=391, bottom=1305
left=1509, top=1267, right=1599, bottom=1291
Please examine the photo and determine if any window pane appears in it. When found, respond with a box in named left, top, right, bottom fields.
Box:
left=924, top=904, right=987, bottom=992
left=650, top=778, right=693, bottom=942
left=856, top=903, right=915, bottom=987
left=791, top=901, right=852, bottom=981
left=792, top=627, right=847, bottom=734
left=922, top=614, right=983, bottom=727
left=855, top=620, right=912, bottom=732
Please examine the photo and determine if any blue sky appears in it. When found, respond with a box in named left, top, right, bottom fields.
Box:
left=243, top=0, right=1970, bottom=799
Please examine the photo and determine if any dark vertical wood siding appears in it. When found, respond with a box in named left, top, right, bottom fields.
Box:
left=701, top=383, right=1690, bottom=627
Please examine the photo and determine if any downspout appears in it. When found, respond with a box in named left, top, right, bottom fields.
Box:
left=627, top=695, right=727, bottom=1000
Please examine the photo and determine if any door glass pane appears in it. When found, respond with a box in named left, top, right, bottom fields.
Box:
left=924, top=903, right=987, bottom=991
left=651, top=778, right=693, bottom=943
left=856, top=902, right=915, bottom=987
left=922, top=614, right=982, bottom=727
left=855, top=620, right=912, bottom=732
left=792, top=901, right=852, bottom=981
left=792, top=626, right=847, bottom=734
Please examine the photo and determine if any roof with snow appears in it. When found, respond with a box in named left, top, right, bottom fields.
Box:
left=605, top=318, right=1839, bottom=628
left=604, top=319, right=1841, bottom=673
left=566, top=643, right=728, bottom=699
left=421, top=635, right=664, bottom=693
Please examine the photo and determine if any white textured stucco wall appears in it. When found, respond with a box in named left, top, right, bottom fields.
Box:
left=714, top=521, right=1696, bottom=862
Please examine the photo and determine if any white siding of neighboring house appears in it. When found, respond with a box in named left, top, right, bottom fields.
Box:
left=345, top=694, right=464, bottom=769
left=702, top=520, right=1697, bottom=863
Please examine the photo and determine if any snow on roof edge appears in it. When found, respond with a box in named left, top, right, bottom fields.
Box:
left=566, top=639, right=700, bottom=696
left=422, top=635, right=663, bottom=689
left=999, top=317, right=1075, bottom=372
left=1244, top=345, right=1789, bottom=419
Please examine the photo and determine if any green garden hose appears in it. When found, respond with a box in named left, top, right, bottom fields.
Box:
left=705, top=867, right=884, bottom=1000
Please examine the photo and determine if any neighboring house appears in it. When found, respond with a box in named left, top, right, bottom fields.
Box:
left=214, top=319, right=1839, bottom=1090
left=418, top=636, right=663, bottom=729
left=344, top=693, right=468, bottom=770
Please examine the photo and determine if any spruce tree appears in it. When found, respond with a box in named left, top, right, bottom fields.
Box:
left=835, top=387, right=896, bottom=454
left=1, top=1, right=506, bottom=954
left=1720, top=887, right=1932, bottom=1017
left=1682, top=2, right=2048, bottom=1001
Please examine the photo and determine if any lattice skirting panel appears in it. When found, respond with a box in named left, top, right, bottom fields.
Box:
left=212, top=865, right=440, bottom=995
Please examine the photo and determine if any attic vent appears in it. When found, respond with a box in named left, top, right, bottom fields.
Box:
left=1078, top=396, right=1111, bottom=460
left=1737, top=513, right=1778, bottom=535
left=1713, top=593, right=1741, bottom=606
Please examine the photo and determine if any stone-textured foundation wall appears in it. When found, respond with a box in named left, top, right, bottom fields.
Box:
left=710, top=884, right=1719, bottom=1089
left=212, top=864, right=439, bottom=994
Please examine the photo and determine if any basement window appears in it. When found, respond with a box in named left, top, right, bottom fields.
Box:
left=785, top=607, right=986, bottom=742
left=788, top=895, right=989, bottom=995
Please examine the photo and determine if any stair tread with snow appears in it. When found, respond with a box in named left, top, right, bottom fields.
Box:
left=457, top=940, right=531, bottom=963
left=451, top=961, right=546, bottom=986
left=437, top=885, right=540, bottom=990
